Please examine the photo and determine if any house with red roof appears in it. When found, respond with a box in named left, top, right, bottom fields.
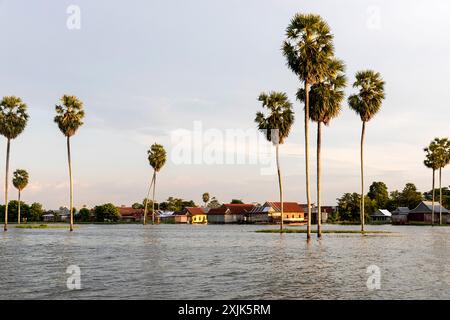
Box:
left=207, top=203, right=255, bottom=224
left=179, top=207, right=207, bottom=224
left=246, top=202, right=306, bottom=225
left=117, top=206, right=144, bottom=222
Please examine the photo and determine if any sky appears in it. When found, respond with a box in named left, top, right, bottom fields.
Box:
left=0, top=0, right=449, bottom=210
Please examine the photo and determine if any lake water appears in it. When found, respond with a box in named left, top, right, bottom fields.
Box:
left=0, top=224, right=449, bottom=300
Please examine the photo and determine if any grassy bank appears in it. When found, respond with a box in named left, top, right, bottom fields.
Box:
left=15, top=224, right=79, bottom=229
left=256, top=229, right=393, bottom=234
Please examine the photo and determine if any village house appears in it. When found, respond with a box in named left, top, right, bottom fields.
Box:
left=370, top=209, right=392, bottom=223
left=180, top=207, right=207, bottom=224
left=43, top=208, right=70, bottom=222
left=246, top=205, right=270, bottom=224
left=408, top=201, right=450, bottom=224
left=207, top=204, right=255, bottom=224
left=311, top=206, right=334, bottom=224
left=159, top=210, right=188, bottom=224
left=247, top=202, right=306, bottom=225
left=117, top=206, right=144, bottom=222
left=42, top=212, right=56, bottom=222
left=391, top=207, right=410, bottom=225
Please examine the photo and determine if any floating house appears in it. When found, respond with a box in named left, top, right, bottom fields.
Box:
left=391, top=207, right=410, bottom=224
left=246, top=205, right=271, bottom=224
left=311, top=206, right=334, bottom=224
left=117, top=207, right=144, bottom=222
left=246, top=202, right=306, bottom=224
left=370, top=209, right=392, bottom=223
left=207, top=204, right=255, bottom=224
left=159, top=210, right=188, bottom=224
left=408, top=201, right=450, bottom=224
left=42, top=213, right=55, bottom=222
left=184, top=207, right=207, bottom=224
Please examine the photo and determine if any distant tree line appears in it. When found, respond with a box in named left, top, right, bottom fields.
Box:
left=0, top=201, right=43, bottom=223
left=330, top=182, right=429, bottom=223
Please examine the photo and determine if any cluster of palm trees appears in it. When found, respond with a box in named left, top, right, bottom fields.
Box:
left=0, top=93, right=169, bottom=231
left=255, top=13, right=385, bottom=240
left=423, top=138, right=450, bottom=225
left=0, top=95, right=85, bottom=232
left=4, top=14, right=447, bottom=237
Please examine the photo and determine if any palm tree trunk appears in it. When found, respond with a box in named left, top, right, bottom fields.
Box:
left=4, top=138, right=10, bottom=231
left=67, top=136, right=74, bottom=232
left=439, top=167, right=442, bottom=225
left=152, top=171, right=157, bottom=224
left=360, top=121, right=366, bottom=232
left=143, top=173, right=155, bottom=225
left=317, top=122, right=322, bottom=238
left=431, top=169, right=435, bottom=226
left=305, top=80, right=312, bottom=241
left=18, top=189, right=21, bottom=224
left=276, top=143, right=284, bottom=232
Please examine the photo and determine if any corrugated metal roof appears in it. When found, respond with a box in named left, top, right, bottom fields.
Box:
left=372, top=209, right=392, bottom=217
left=265, top=202, right=304, bottom=213
left=392, top=207, right=410, bottom=214
left=409, top=201, right=450, bottom=214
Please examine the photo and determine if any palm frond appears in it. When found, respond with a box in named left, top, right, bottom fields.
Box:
left=13, top=169, right=29, bottom=191
left=255, top=91, right=295, bottom=145
left=282, top=13, right=335, bottom=84
left=54, top=95, right=85, bottom=137
left=148, top=143, right=167, bottom=172
left=0, top=96, right=29, bottom=140
left=348, top=70, right=385, bottom=122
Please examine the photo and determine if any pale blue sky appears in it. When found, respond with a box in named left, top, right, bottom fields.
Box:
left=0, top=0, right=449, bottom=209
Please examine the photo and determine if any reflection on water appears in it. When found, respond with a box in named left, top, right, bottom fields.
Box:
left=0, top=224, right=449, bottom=299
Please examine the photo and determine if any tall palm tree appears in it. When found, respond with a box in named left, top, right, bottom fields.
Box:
left=54, top=95, right=85, bottom=232
left=143, top=143, right=166, bottom=225
left=424, top=144, right=439, bottom=225
left=427, top=138, right=450, bottom=225
left=13, top=169, right=29, bottom=224
left=348, top=70, right=385, bottom=232
left=0, top=96, right=29, bottom=231
left=202, top=192, right=210, bottom=207
left=255, top=92, right=295, bottom=231
left=297, top=58, right=346, bottom=237
left=283, top=13, right=334, bottom=241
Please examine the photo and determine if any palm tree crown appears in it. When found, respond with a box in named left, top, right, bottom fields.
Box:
left=255, top=92, right=295, bottom=144
left=54, top=95, right=85, bottom=137
left=348, top=70, right=385, bottom=121
left=0, top=96, right=29, bottom=139
left=297, top=58, right=346, bottom=124
left=424, top=146, right=440, bottom=171
left=13, top=169, right=29, bottom=191
left=282, top=13, right=334, bottom=84
left=148, top=143, right=167, bottom=172
left=428, top=138, right=450, bottom=169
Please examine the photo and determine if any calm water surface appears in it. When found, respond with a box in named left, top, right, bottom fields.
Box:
left=0, top=224, right=449, bottom=299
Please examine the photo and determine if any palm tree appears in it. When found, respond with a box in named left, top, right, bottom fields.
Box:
left=348, top=70, right=385, bottom=232
left=202, top=192, right=210, bottom=207
left=143, top=143, right=166, bottom=225
left=13, top=169, right=29, bottom=224
left=255, top=92, right=294, bottom=231
left=283, top=13, right=334, bottom=240
left=424, top=145, right=439, bottom=225
left=297, top=58, right=346, bottom=237
left=426, top=138, right=450, bottom=225
left=54, top=95, right=85, bottom=232
left=0, top=96, right=29, bottom=231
